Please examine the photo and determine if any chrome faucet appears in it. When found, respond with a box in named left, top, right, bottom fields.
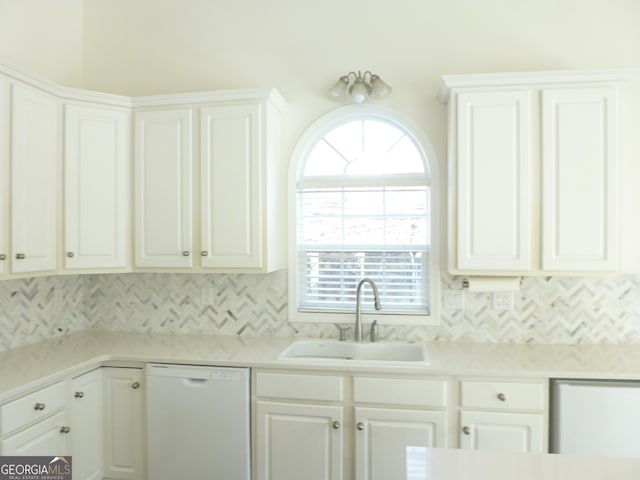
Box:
left=354, top=278, right=382, bottom=342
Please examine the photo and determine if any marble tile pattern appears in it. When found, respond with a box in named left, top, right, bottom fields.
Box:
left=3, top=270, right=640, bottom=352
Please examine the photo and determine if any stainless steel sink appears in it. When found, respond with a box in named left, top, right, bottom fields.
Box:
left=278, top=340, right=429, bottom=363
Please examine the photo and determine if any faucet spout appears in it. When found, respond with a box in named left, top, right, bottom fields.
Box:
left=355, top=278, right=382, bottom=342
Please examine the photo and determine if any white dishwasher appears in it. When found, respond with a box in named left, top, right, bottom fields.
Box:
left=146, top=363, right=250, bottom=480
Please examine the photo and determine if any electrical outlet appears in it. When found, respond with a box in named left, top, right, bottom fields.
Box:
left=444, top=290, right=465, bottom=310
left=201, top=287, right=214, bottom=305
left=492, top=292, right=514, bottom=310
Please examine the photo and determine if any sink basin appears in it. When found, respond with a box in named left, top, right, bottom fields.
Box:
left=278, top=340, right=428, bottom=363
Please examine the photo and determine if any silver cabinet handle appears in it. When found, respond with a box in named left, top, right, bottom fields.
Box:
left=357, top=422, right=365, bottom=431
left=15, top=253, right=26, bottom=260
left=74, top=391, right=84, bottom=398
left=0, top=254, right=5, bottom=261
left=34, top=402, right=45, bottom=411
left=182, top=251, right=190, bottom=257
left=67, top=252, right=74, bottom=258
left=132, top=382, right=140, bottom=389
left=332, top=420, right=340, bottom=430
left=60, top=426, right=71, bottom=434
left=201, top=251, right=208, bottom=257
left=497, top=393, right=506, bottom=401
left=462, top=426, right=471, bottom=435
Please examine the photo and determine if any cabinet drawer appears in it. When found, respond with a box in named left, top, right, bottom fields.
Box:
left=255, top=372, right=344, bottom=402
left=0, top=381, right=66, bottom=435
left=353, top=377, right=447, bottom=408
left=460, top=380, right=544, bottom=411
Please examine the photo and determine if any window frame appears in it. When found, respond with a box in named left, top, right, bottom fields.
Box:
left=288, top=105, right=440, bottom=326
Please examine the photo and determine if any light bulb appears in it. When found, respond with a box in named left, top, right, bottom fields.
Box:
left=328, top=76, right=349, bottom=98
left=371, top=75, right=392, bottom=97
left=350, top=80, right=369, bottom=103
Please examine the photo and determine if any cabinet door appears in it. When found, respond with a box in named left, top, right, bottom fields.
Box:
left=256, top=401, right=343, bottom=480
left=355, top=407, right=447, bottom=480
left=65, top=104, right=130, bottom=269
left=10, top=83, right=58, bottom=274
left=1, top=411, right=69, bottom=455
left=542, top=87, right=618, bottom=271
left=134, top=109, right=193, bottom=267
left=103, top=367, right=144, bottom=480
left=71, top=368, right=104, bottom=480
left=459, top=410, right=543, bottom=453
left=200, top=104, right=262, bottom=269
left=0, top=76, right=8, bottom=276
left=455, top=90, right=531, bottom=271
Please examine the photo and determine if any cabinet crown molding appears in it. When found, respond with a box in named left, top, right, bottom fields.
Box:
left=438, top=67, right=638, bottom=103
left=0, top=56, right=286, bottom=110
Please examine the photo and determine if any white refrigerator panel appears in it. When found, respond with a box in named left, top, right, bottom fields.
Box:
left=552, top=379, right=640, bottom=458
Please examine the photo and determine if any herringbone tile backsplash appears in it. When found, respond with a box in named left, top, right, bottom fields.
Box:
left=3, top=271, right=640, bottom=352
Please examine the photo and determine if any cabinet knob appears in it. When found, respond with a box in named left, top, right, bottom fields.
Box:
left=0, top=254, right=5, bottom=261
left=60, top=426, right=71, bottom=434
left=201, top=251, right=208, bottom=257
left=74, top=391, right=84, bottom=398
left=15, top=253, right=26, bottom=260
left=132, top=382, right=141, bottom=389
left=34, top=402, right=45, bottom=411
left=182, top=251, right=190, bottom=257
left=357, top=422, right=365, bottom=431
left=67, top=252, right=75, bottom=258
left=462, top=426, right=471, bottom=435
left=332, top=420, right=340, bottom=430
left=497, top=393, right=506, bottom=402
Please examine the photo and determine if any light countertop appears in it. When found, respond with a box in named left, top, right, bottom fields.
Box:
left=408, top=447, right=640, bottom=480
left=3, top=330, right=640, bottom=402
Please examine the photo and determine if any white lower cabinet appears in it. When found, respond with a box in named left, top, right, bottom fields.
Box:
left=71, top=368, right=104, bottom=480
left=254, top=371, right=449, bottom=480
left=355, top=407, right=446, bottom=480
left=256, top=401, right=343, bottom=480
left=0, top=381, right=70, bottom=455
left=1, top=411, right=69, bottom=455
left=103, top=367, right=145, bottom=480
left=457, top=379, right=547, bottom=453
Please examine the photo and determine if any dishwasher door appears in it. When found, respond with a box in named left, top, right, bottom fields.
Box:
left=146, top=363, right=250, bottom=480
left=551, top=379, right=640, bottom=458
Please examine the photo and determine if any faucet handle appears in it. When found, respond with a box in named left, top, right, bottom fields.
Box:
left=369, top=320, right=379, bottom=343
left=335, top=325, right=352, bottom=341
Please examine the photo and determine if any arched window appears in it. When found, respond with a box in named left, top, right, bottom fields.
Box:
left=289, top=106, right=439, bottom=325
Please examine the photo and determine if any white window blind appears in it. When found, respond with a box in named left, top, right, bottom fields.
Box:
left=297, top=186, right=430, bottom=314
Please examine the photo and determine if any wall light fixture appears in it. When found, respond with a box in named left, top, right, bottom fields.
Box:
left=328, top=71, right=392, bottom=103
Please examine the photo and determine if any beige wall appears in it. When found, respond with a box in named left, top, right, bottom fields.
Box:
left=0, top=0, right=84, bottom=87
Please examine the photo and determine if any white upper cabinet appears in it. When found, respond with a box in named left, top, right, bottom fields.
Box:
left=455, top=90, right=532, bottom=271
left=541, top=87, right=618, bottom=271
left=133, top=90, right=285, bottom=273
left=200, top=103, right=261, bottom=269
left=10, top=83, right=59, bottom=274
left=64, top=104, right=130, bottom=270
left=134, top=108, right=194, bottom=268
left=441, top=69, right=632, bottom=275
left=0, top=76, right=9, bottom=276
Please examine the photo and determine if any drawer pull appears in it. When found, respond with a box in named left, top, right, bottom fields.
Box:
left=201, top=251, right=209, bottom=257
left=15, top=253, right=26, bottom=260
left=60, top=426, right=71, bottom=434
left=332, top=420, right=340, bottom=430
left=357, top=422, right=365, bottom=431
left=182, top=251, right=190, bottom=257
left=497, top=393, right=506, bottom=402
left=462, top=426, right=471, bottom=435
left=33, top=402, right=45, bottom=411
left=0, top=254, right=5, bottom=261
left=132, top=382, right=141, bottom=389
left=74, top=391, right=84, bottom=398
